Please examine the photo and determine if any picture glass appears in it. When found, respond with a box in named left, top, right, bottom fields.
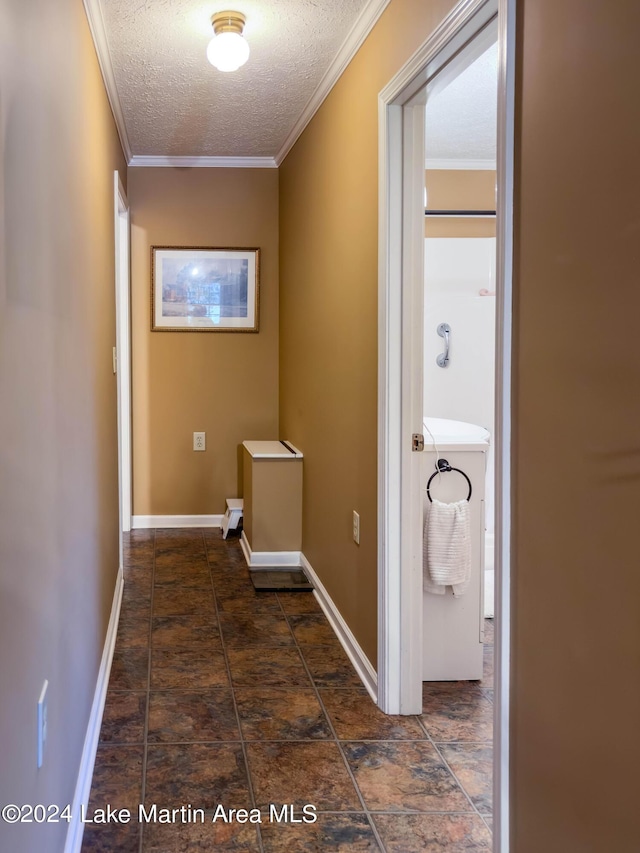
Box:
left=152, top=248, right=259, bottom=331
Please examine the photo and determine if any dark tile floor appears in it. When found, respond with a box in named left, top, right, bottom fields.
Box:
left=81, top=529, right=494, bottom=852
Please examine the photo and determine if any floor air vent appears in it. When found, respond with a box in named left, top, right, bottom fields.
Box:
left=249, top=569, right=314, bottom=592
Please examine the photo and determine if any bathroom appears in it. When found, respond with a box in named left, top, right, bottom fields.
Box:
left=423, top=35, right=498, bottom=621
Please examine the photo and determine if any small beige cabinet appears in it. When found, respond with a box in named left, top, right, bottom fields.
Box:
left=241, top=441, right=303, bottom=566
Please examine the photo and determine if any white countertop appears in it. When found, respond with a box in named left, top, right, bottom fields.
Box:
left=423, top=417, right=490, bottom=452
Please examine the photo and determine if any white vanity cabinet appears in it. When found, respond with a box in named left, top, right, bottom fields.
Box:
left=422, top=418, right=489, bottom=681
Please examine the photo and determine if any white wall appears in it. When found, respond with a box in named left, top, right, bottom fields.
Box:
left=424, top=237, right=496, bottom=537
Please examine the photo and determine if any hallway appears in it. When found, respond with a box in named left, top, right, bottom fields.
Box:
left=81, top=529, right=493, bottom=852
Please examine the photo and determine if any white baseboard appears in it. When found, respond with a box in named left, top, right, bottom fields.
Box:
left=240, top=531, right=302, bottom=568
left=132, top=514, right=223, bottom=529
left=64, top=567, right=124, bottom=853
left=300, top=553, right=378, bottom=704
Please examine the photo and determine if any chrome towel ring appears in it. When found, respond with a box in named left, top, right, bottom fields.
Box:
left=426, top=458, right=472, bottom=502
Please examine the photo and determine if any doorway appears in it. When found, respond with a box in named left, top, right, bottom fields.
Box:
left=114, top=172, right=132, bottom=566
left=423, top=31, right=498, bottom=621
left=377, top=0, right=514, bottom=850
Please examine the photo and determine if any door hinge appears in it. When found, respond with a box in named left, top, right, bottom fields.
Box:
left=412, top=433, right=425, bottom=452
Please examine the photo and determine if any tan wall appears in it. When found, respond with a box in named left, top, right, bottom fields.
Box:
left=279, top=0, right=457, bottom=664
left=512, top=1, right=640, bottom=849
left=128, top=168, right=279, bottom=516
left=425, top=169, right=496, bottom=237
left=0, top=1, right=126, bottom=849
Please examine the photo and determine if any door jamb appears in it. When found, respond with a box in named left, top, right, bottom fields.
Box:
left=493, top=2, right=516, bottom=848
left=114, top=172, right=132, bottom=555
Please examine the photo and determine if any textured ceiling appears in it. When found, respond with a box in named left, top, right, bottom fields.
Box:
left=100, top=0, right=371, bottom=158
left=425, top=41, right=498, bottom=164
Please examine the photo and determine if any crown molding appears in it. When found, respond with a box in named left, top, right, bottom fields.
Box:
left=275, top=0, right=393, bottom=167
left=426, top=158, right=497, bottom=170
left=82, top=0, right=132, bottom=163
left=128, top=155, right=278, bottom=169
left=85, top=0, right=391, bottom=169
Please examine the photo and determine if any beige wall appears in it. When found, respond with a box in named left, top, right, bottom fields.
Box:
left=128, top=168, right=279, bottom=516
left=279, top=0, right=457, bottom=664
left=512, top=1, right=640, bottom=849
left=425, top=169, right=496, bottom=237
left=0, top=1, right=126, bottom=850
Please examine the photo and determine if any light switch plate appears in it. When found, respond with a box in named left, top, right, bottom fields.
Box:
left=353, top=511, right=360, bottom=545
left=37, top=680, right=48, bottom=769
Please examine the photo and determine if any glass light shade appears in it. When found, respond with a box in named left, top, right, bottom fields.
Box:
left=206, top=32, right=250, bottom=72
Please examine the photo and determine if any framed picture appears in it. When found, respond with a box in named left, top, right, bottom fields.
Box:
left=151, top=246, right=260, bottom=332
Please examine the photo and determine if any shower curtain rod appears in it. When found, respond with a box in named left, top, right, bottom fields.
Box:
left=425, top=209, right=496, bottom=218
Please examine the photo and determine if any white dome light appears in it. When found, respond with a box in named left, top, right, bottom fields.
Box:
left=207, top=11, right=250, bottom=73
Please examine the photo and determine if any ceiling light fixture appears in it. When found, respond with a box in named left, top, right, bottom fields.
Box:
left=206, top=11, right=250, bottom=73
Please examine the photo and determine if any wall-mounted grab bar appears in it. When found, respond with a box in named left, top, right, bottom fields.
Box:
left=436, top=323, right=450, bottom=367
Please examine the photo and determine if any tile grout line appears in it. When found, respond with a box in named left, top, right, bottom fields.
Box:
left=216, top=547, right=382, bottom=848
left=122, top=533, right=494, bottom=850
left=275, top=605, right=388, bottom=846
left=419, top=635, right=495, bottom=831
left=123, top=533, right=492, bottom=849
left=137, top=527, right=156, bottom=853
left=274, top=590, right=471, bottom=851
left=416, top=714, right=488, bottom=823
left=479, top=812, right=493, bottom=833
left=205, top=531, right=266, bottom=853
left=188, top=807, right=488, bottom=815
left=436, top=736, right=493, bottom=829
left=285, top=610, right=388, bottom=853
left=97, top=736, right=489, bottom=746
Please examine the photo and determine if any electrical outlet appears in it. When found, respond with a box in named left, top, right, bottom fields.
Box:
left=193, top=432, right=206, bottom=451
left=37, top=680, right=48, bottom=769
left=353, top=511, right=360, bottom=545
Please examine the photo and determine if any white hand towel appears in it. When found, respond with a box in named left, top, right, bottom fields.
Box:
left=423, top=497, right=471, bottom=597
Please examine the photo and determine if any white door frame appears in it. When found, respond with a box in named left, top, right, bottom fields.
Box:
left=114, top=172, right=132, bottom=550
left=377, top=0, right=514, bottom=849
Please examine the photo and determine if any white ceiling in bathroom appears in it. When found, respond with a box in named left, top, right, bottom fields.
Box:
left=425, top=41, right=498, bottom=166
left=94, top=0, right=376, bottom=162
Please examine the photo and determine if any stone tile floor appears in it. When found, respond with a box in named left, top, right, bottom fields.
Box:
left=81, top=529, right=494, bottom=852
